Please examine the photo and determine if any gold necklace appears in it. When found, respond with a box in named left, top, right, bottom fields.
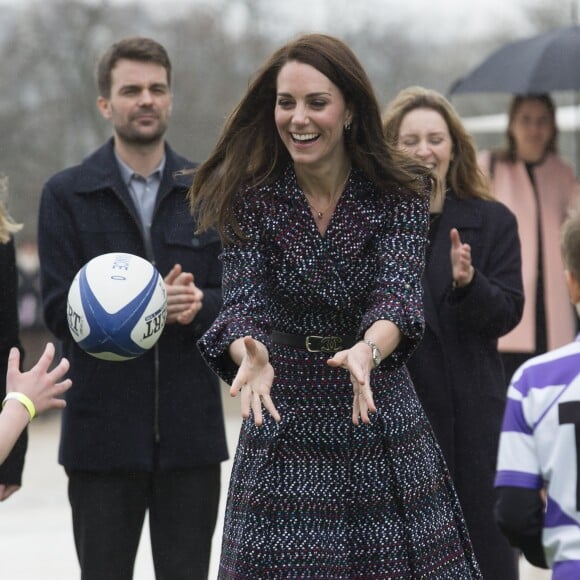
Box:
left=307, top=199, right=333, bottom=220
left=303, top=169, right=351, bottom=220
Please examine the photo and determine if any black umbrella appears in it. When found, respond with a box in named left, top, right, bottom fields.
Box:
left=450, top=25, right=580, bottom=95
left=449, top=25, right=580, bottom=171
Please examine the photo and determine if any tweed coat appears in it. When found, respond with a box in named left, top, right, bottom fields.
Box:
left=406, top=191, right=524, bottom=580
left=38, top=139, right=228, bottom=471
left=199, top=167, right=482, bottom=579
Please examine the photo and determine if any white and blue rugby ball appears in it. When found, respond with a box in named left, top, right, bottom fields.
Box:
left=67, top=252, right=167, bottom=361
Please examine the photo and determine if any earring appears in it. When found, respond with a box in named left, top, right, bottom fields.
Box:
left=344, top=121, right=352, bottom=132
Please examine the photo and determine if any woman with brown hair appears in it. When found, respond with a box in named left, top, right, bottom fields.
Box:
left=191, top=36, right=481, bottom=578
left=479, top=94, right=578, bottom=383
left=383, top=86, right=524, bottom=579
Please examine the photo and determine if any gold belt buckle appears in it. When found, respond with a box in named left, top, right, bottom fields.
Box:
left=305, top=335, right=343, bottom=353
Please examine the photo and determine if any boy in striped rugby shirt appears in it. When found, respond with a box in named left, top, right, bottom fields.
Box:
left=495, top=201, right=580, bottom=579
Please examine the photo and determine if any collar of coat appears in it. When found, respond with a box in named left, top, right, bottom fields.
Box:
left=236, top=164, right=427, bottom=310
left=71, top=137, right=196, bottom=198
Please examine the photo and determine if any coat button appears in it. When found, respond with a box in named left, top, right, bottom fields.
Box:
left=191, top=238, right=200, bottom=248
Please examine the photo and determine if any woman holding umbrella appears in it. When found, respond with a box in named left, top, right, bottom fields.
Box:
left=383, top=86, right=524, bottom=580
left=478, top=94, right=578, bottom=383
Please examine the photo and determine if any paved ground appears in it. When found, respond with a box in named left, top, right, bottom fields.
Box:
left=0, top=389, right=239, bottom=580
left=0, top=388, right=550, bottom=579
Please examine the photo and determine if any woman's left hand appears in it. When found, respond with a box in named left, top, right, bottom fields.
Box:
left=327, top=342, right=376, bottom=425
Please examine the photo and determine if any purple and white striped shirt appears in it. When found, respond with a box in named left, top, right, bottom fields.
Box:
left=496, top=336, right=580, bottom=578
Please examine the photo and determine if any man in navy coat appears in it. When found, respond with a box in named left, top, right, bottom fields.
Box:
left=37, top=37, right=228, bottom=580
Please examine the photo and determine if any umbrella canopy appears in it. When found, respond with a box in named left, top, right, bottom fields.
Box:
left=450, top=26, right=580, bottom=95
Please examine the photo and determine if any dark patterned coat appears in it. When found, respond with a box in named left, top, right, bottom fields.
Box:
left=199, top=166, right=482, bottom=579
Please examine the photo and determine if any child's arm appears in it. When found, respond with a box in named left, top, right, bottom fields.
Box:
left=495, top=486, right=548, bottom=569
left=0, top=343, right=71, bottom=466
left=0, top=397, right=32, bottom=468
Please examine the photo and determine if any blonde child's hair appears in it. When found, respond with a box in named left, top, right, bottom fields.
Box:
left=0, top=175, right=22, bottom=244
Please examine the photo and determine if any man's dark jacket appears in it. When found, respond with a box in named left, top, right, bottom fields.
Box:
left=38, top=138, right=228, bottom=471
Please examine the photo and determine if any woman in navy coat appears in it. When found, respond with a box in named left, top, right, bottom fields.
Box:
left=383, top=87, right=524, bottom=579
left=191, top=37, right=482, bottom=578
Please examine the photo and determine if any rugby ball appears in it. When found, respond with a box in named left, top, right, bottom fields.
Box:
left=67, top=252, right=167, bottom=361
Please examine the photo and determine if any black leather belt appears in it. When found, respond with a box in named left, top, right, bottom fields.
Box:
left=271, top=331, right=356, bottom=353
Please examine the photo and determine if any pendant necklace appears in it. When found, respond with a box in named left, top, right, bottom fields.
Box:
left=304, top=169, right=351, bottom=220
left=310, top=203, right=330, bottom=220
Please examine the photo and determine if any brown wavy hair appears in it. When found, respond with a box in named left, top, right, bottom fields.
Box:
left=189, top=33, right=429, bottom=241
left=382, top=86, right=493, bottom=201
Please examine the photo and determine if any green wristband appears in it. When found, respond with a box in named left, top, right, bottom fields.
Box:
left=2, top=392, right=36, bottom=421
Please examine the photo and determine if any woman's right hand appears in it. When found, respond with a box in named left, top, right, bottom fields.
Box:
left=450, top=228, right=474, bottom=288
left=230, top=336, right=280, bottom=426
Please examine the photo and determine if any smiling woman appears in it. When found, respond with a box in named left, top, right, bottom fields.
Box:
left=189, top=34, right=483, bottom=579
left=397, top=107, right=454, bottom=214
left=383, top=85, right=524, bottom=580
left=274, top=60, right=353, bottom=233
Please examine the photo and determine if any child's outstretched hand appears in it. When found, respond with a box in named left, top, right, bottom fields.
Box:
left=6, top=342, right=72, bottom=416
left=0, top=343, right=72, bottom=500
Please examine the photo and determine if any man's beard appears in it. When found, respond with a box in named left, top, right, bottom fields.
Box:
left=115, top=122, right=167, bottom=146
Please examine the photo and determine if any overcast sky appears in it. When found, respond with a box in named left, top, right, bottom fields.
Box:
left=0, top=0, right=567, bottom=42
left=112, top=0, right=562, bottom=41
left=265, top=0, right=540, bottom=39
left=157, top=0, right=551, bottom=39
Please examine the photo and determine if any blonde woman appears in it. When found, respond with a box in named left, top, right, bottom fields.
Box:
left=0, top=179, right=71, bottom=481
left=0, top=175, right=26, bottom=499
left=383, top=87, right=524, bottom=580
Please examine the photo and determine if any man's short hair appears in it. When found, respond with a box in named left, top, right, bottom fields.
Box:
left=96, top=37, right=172, bottom=98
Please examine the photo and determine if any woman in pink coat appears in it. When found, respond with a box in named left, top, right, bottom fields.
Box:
left=478, top=94, right=578, bottom=382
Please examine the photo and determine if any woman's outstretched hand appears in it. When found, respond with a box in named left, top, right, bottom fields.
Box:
left=230, top=336, right=280, bottom=426
left=327, top=342, right=376, bottom=425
